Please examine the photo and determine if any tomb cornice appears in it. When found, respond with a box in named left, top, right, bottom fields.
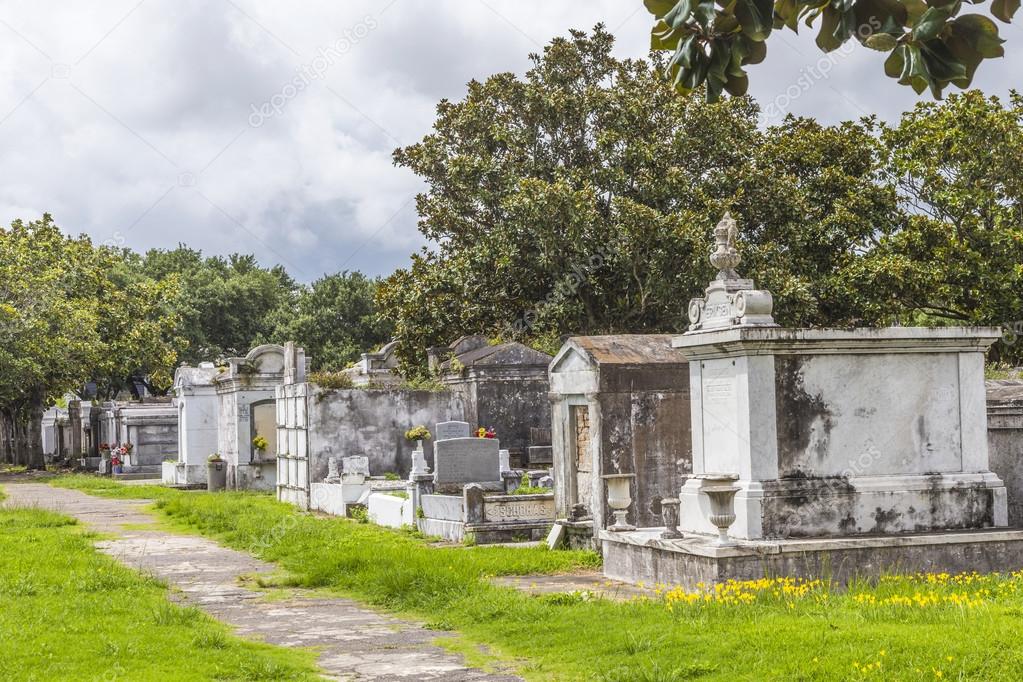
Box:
left=672, top=326, right=1001, bottom=360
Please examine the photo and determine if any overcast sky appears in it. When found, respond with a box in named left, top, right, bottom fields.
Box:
left=1, top=1, right=1019, bottom=282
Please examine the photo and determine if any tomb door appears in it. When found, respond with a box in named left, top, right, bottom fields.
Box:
left=571, top=404, right=592, bottom=513
left=251, top=400, right=278, bottom=463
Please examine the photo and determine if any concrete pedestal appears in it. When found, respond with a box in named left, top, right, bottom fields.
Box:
left=601, top=527, right=1023, bottom=588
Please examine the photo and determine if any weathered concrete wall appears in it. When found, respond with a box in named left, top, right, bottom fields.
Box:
left=988, top=381, right=1023, bottom=526
left=598, top=388, right=692, bottom=529
left=303, top=387, right=466, bottom=484
left=450, top=377, right=551, bottom=462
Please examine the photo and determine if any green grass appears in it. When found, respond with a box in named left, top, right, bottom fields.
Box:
left=0, top=485, right=320, bottom=681
left=50, top=474, right=1023, bottom=680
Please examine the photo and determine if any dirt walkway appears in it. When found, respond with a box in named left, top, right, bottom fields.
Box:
left=2, top=483, right=519, bottom=682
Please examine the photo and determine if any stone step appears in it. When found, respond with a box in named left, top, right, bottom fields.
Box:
left=112, top=472, right=162, bottom=481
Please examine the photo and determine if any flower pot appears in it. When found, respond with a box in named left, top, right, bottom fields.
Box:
left=112, top=464, right=123, bottom=475
left=207, top=461, right=227, bottom=492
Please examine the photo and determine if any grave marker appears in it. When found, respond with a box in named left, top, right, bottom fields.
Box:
left=435, top=421, right=472, bottom=441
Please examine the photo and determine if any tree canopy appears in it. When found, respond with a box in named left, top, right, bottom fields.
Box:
left=644, top=0, right=1017, bottom=101
left=0, top=216, right=180, bottom=466
left=265, top=271, right=393, bottom=371
left=380, top=27, right=1022, bottom=374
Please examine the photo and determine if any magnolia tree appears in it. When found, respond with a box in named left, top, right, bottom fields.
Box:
left=644, top=0, right=1017, bottom=100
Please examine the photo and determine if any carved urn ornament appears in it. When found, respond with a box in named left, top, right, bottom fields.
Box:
left=687, top=213, right=777, bottom=333
left=602, top=473, right=637, bottom=532
left=709, top=212, right=741, bottom=280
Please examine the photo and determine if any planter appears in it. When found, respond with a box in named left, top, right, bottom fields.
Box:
left=601, top=473, right=636, bottom=532
left=207, top=461, right=227, bottom=492
left=111, top=464, right=123, bottom=475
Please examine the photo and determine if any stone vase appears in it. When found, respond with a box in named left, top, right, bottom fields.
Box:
left=660, top=498, right=682, bottom=540
left=703, top=485, right=740, bottom=546
left=602, top=473, right=636, bottom=532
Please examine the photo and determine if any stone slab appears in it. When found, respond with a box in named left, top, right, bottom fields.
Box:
left=433, top=437, right=500, bottom=485
left=483, top=494, right=555, bottom=524
left=600, top=527, right=1023, bottom=589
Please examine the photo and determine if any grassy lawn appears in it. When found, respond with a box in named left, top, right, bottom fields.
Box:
left=0, top=484, right=321, bottom=681
left=50, top=475, right=1023, bottom=681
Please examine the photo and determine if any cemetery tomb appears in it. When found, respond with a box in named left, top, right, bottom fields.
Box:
left=215, top=344, right=288, bottom=491
left=548, top=334, right=692, bottom=549
left=599, top=214, right=1023, bottom=587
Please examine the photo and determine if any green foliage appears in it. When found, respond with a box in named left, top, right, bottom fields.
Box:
left=0, top=216, right=181, bottom=465
left=398, top=375, right=447, bottom=392
left=852, top=90, right=1023, bottom=363
left=139, top=247, right=296, bottom=365
left=645, top=0, right=1017, bottom=101
left=309, top=371, right=355, bottom=390
left=379, top=28, right=896, bottom=373
left=0, top=503, right=319, bottom=680
left=266, top=271, right=392, bottom=371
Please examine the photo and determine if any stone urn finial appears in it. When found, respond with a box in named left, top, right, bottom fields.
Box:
left=709, top=212, right=741, bottom=280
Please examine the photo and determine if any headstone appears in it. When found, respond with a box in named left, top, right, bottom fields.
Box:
left=342, top=455, right=370, bottom=484
left=498, top=449, right=511, bottom=473
left=433, top=437, right=500, bottom=486
left=435, top=421, right=472, bottom=441
left=528, top=445, right=553, bottom=465
left=463, top=483, right=486, bottom=524
left=539, top=475, right=554, bottom=489
left=324, top=457, right=341, bottom=484
left=529, top=427, right=552, bottom=446
left=546, top=522, right=567, bottom=550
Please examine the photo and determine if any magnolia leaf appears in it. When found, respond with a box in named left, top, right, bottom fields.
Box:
left=734, top=0, right=775, bottom=40
left=725, top=71, right=750, bottom=95
left=992, top=0, right=1022, bottom=22
left=854, top=0, right=909, bottom=38
left=743, top=37, right=768, bottom=63
left=693, top=0, right=718, bottom=27
left=775, top=0, right=802, bottom=30
left=912, top=7, right=953, bottom=42
left=865, top=33, right=900, bottom=49
left=902, top=0, right=931, bottom=26
left=950, top=14, right=1006, bottom=58
left=644, top=0, right=680, bottom=16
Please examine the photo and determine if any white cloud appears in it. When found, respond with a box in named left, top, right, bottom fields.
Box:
left=0, top=0, right=1017, bottom=279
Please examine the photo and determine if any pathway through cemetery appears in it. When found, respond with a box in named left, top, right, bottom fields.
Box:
left=2, top=484, right=520, bottom=682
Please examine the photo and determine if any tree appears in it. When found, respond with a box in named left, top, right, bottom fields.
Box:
left=851, top=90, right=1023, bottom=361
left=140, top=247, right=297, bottom=364
left=378, top=27, right=897, bottom=374
left=0, top=216, right=180, bottom=467
left=644, top=0, right=1017, bottom=101
left=266, top=272, right=393, bottom=371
